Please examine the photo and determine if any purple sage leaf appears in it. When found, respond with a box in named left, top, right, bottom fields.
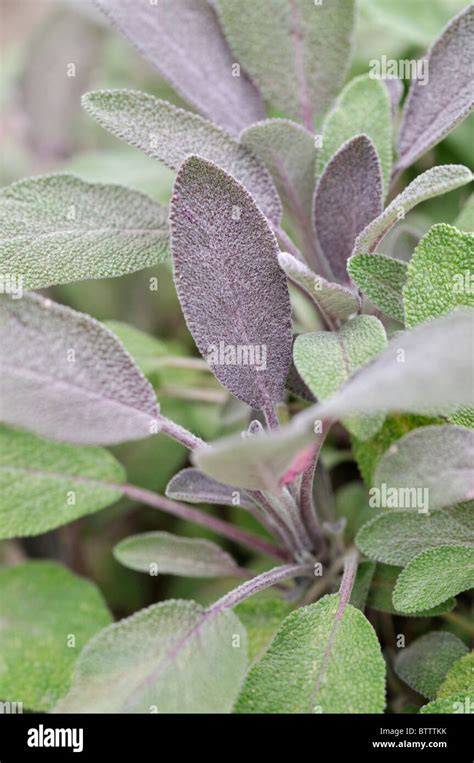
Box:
left=396, top=5, right=474, bottom=173
left=170, top=155, right=293, bottom=411
left=166, top=468, right=255, bottom=510
left=0, top=293, right=159, bottom=445
left=82, top=89, right=281, bottom=225
left=313, top=135, right=383, bottom=283
left=95, top=0, right=264, bottom=136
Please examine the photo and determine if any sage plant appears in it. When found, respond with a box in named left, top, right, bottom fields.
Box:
left=0, top=0, right=473, bottom=715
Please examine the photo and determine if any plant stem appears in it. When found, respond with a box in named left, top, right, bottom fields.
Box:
left=157, top=414, right=207, bottom=451
left=119, top=483, right=288, bottom=562
left=299, top=440, right=325, bottom=553
left=158, top=386, right=227, bottom=404
left=209, top=562, right=312, bottom=612
left=442, top=611, right=474, bottom=637
left=263, top=400, right=280, bottom=431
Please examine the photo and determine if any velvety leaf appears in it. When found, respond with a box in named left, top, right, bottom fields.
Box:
left=317, top=74, right=392, bottom=195
left=420, top=691, right=474, bottom=714
left=194, top=414, right=314, bottom=490
left=352, top=414, right=442, bottom=485
left=0, top=174, right=168, bottom=289
left=55, top=599, right=247, bottom=713
left=436, top=651, right=474, bottom=699
left=394, top=632, right=468, bottom=700
left=0, top=561, right=111, bottom=711
left=356, top=503, right=474, bottom=566
left=366, top=563, right=455, bottom=617
left=278, top=251, right=360, bottom=322
left=217, top=0, right=355, bottom=126
left=454, top=194, right=474, bottom=231
left=166, top=468, right=255, bottom=510
left=393, top=545, right=474, bottom=613
left=373, top=425, right=474, bottom=512
left=82, top=90, right=281, bottom=224
left=404, top=224, right=474, bottom=327
left=241, top=119, right=316, bottom=222
left=170, top=155, right=292, bottom=410
left=353, top=165, right=472, bottom=256
left=0, top=425, right=125, bottom=539
left=95, top=0, right=264, bottom=135
left=396, top=5, right=474, bottom=172
left=384, top=77, right=404, bottom=116
left=294, top=316, right=387, bottom=437
left=114, top=531, right=242, bottom=577
left=0, top=293, right=160, bottom=445
left=234, top=594, right=293, bottom=663
left=318, top=310, right=474, bottom=422
left=347, top=253, right=408, bottom=323
left=235, top=594, right=386, bottom=713
left=313, top=135, right=383, bottom=283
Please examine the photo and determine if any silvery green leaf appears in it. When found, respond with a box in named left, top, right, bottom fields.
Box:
left=82, top=90, right=281, bottom=225
left=170, top=156, right=292, bottom=410
left=240, top=119, right=316, bottom=224
left=317, top=74, right=392, bottom=195
left=436, top=651, right=474, bottom=700
left=0, top=293, right=159, bottom=445
left=356, top=502, right=474, bottom=566
left=313, top=135, right=383, bottom=283
left=217, top=0, right=356, bottom=126
left=278, top=251, right=360, bottom=322
left=366, top=563, right=455, bottom=617
left=394, top=632, right=468, bottom=700
left=372, top=425, right=474, bottom=512
left=353, top=165, right=472, bottom=256
left=0, top=425, right=125, bottom=539
left=393, top=545, right=474, bottom=613
left=404, top=224, right=474, bottom=327
left=166, top=468, right=254, bottom=510
left=0, top=174, right=168, bottom=289
left=420, top=691, right=474, bottom=714
left=95, top=0, right=264, bottom=135
left=395, top=5, right=474, bottom=172
left=317, top=310, right=474, bottom=422
left=235, top=594, right=386, bottom=713
left=347, top=253, right=408, bottom=323
left=54, top=599, right=247, bottom=713
left=0, top=561, right=111, bottom=711
left=114, top=531, right=242, bottom=577
left=294, top=316, right=387, bottom=438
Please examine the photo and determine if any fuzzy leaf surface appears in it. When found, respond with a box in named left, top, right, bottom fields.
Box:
left=114, top=532, right=242, bottom=577
left=170, top=156, right=292, bottom=410
left=217, top=0, right=355, bottom=125
left=166, top=468, right=254, bottom=510
left=0, top=561, right=111, bottom=711
left=0, top=293, right=159, bottom=445
left=0, top=426, right=124, bottom=539
left=353, top=165, right=472, bottom=256
left=396, top=5, right=474, bottom=172
left=317, top=74, right=392, bottom=195
left=95, top=0, right=264, bottom=135
left=55, top=599, right=247, bottom=713
left=347, top=253, right=408, bottom=323
left=313, top=135, right=383, bottom=283
left=82, top=90, right=281, bottom=224
left=394, top=632, right=468, bottom=700
left=0, top=174, right=168, bottom=289
left=356, top=503, right=474, bottom=566
left=236, top=594, right=385, bottom=713
left=393, top=545, right=474, bottom=613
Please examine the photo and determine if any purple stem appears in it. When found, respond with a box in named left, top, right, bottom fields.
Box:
left=209, top=562, right=312, bottom=613
left=299, top=426, right=330, bottom=552
left=119, top=484, right=288, bottom=562
left=262, top=400, right=280, bottom=431
left=157, top=414, right=207, bottom=451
